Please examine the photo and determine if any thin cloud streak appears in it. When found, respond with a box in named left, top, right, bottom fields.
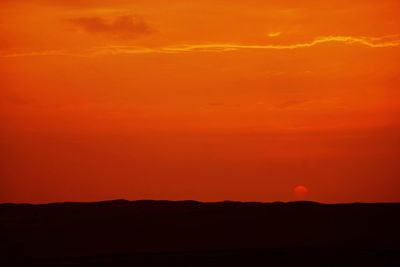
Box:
left=1, top=35, right=400, bottom=58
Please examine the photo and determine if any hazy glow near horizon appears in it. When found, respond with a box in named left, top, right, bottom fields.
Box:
left=1, top=0, right=400, bottom=203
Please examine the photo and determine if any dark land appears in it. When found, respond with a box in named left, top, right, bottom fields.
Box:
left=1, top=200, right=400, bottom=266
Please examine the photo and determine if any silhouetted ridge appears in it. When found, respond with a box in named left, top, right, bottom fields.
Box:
left=1, top=200, right=400, bottom=266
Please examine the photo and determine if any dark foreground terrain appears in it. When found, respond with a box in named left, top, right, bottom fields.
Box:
left=1, top=200, right=400, bottom=266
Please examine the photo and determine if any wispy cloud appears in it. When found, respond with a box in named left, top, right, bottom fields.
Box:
left=267, top=32, right=282, bottom=38
left=0, top=50, right=80, bottom=57
left=69, top=15, right=152, bottom=39
left=1, top=35, right=400, bottom=58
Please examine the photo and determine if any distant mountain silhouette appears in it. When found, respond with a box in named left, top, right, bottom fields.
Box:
left=1, top=200, right=400, bottom=266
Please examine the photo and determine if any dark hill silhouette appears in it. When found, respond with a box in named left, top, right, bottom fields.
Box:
left=1, top=200, right=400, bottom=266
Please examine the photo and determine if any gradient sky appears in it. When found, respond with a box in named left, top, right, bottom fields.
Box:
left=1, top=0, right=400, bottom=203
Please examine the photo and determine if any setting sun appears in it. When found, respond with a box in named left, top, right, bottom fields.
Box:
left=294, top=185, right=309, bottom=200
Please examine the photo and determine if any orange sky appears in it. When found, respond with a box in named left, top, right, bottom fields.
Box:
left=1, top=0, right=400, bottom=203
